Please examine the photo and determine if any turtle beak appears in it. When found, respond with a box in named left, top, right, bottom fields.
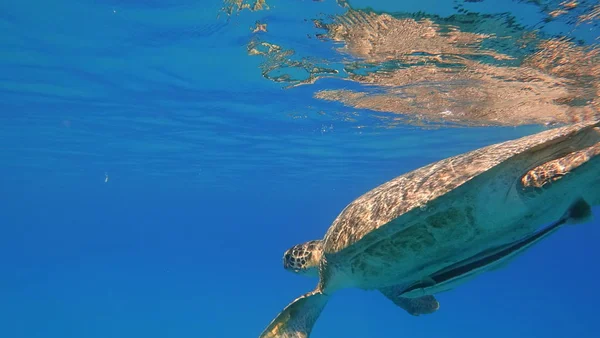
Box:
left=282, top=251, right=292, bottom=270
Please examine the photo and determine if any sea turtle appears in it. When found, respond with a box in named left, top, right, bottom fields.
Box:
left=259, top=120, right=600, bottom=338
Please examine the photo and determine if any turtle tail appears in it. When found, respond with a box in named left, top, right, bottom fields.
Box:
left=259, top=289, right=330, bottom=338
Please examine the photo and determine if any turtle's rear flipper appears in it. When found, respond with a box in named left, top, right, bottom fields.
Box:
left=564, top=198, right=592, bottom=225
left=259, top=289, right=329, bottom=338
left=379, top=286, right=439, bottom=316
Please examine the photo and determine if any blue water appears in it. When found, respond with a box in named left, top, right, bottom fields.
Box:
left=1, top=0, right=599, bottom=337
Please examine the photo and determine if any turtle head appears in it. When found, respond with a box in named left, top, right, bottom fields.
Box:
left=282, top=240, right=323, bottom=277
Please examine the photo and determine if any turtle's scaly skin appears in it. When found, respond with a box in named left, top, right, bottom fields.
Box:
left=323, top=121, right=600, bottom=256
left=283, top=240, right=323, bottom=275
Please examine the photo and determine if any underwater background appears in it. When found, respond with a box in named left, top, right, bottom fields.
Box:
left=1, top=0, right=599, bottom=337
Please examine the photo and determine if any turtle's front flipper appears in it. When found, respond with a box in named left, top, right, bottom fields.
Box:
left=259, top=289, right=329, bottom=338
left=378, top=286, right=439, bottom=316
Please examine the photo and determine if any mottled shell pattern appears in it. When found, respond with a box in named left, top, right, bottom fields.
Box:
left=322, top=120, right=600, bottom=255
